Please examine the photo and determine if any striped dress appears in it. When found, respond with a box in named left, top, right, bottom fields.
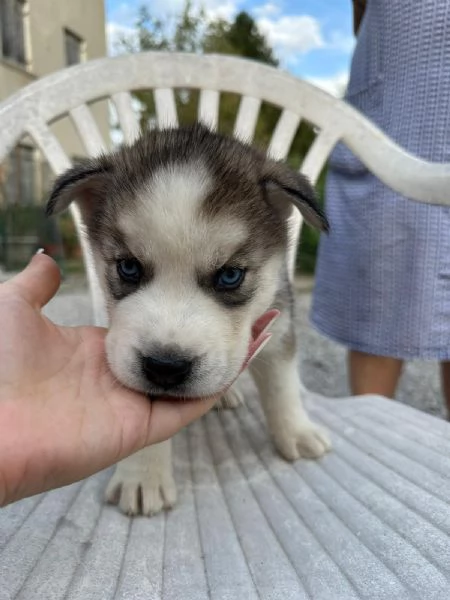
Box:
left=311, top=0, right=450, bottom=360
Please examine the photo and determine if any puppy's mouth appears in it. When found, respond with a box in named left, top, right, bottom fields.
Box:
left=144, top=309, right=280, bottom=401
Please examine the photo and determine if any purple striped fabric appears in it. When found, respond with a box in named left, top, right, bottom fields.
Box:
left=311, top=0, right=450, bottom=359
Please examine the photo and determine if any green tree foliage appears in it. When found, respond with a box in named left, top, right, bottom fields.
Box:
left=202, top=11, right=280, bottom=139
left=118, top=1, right=325, bottom=272
left=118, top=2, right=204, bottom=128
left=204, top=12, right=277, bottom=65
left=119, top=2, right=284, bottom=138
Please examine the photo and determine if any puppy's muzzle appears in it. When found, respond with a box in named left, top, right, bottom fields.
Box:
left=141, top=352, right=193, bottom=390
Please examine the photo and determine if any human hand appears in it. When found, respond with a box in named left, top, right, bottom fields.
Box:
left=0, top=254, right=220, bottom=506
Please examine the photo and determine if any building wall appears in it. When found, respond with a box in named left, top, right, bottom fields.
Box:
left=28, top=0, right=106, bottom=77
left=0, top=0, right=109, bottom=206
left=27, top=0, right=109, bottom=158
left=0, top=60, right=33, bottom=100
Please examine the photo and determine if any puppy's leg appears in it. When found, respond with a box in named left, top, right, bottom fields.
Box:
left=105, top=440, right=176, bottom=516
left=249, top=314, right=330, bottom=461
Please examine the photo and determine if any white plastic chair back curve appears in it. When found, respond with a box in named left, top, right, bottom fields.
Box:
left=0, top=52, right=449, bottom=325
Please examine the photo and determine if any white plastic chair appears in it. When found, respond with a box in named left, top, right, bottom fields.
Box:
left=2, top=53, right=450, bottom=599
left=1, top=51, right=449, bottom=326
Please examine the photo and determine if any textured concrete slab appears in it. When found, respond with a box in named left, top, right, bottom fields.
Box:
left=1, top=391, right=450, bottom=599
left=1, top=287, right=448, bottom=599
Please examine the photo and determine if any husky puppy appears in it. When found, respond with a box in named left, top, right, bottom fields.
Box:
left=47, top=123, right=331, bottom=516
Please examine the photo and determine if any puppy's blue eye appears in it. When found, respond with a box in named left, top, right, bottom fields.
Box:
left=117, top=258, right=142, bottom=283
left=214, top=266, right=245, bottom=290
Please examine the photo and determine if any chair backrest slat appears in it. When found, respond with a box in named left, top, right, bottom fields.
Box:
left=301, top=128, right=340, bottom=184
left=268, top=109, right=301, bottom=160
left=111, top=91, right=140, bottom=144
left=1, top=52, right=448, bottom=323
left=25, top=118, right=107, bottom=324
left=70, top=205, right=108, bottom=326
left=70, top=104, right=106, bottom=156
left=233, top=96, right=261, bottom=141
left=198, top=89, right=220, bottom=131
left=26, top=119, right=71, bottom=174
left=285, top=129, right=341, bottom=277
left=0, top=53, right=448, bottom=205
left=286, top=129, right=340, bottom=277
left=154, top=88, right=178, bottom=127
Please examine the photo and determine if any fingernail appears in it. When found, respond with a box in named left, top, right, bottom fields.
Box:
left=245, top=333, right=272, bottom=368
left=251, top=309, right=280, bottom=339
left=35, top=248, right=45, bottom=255
left=260, top=312, right=280, bottom=336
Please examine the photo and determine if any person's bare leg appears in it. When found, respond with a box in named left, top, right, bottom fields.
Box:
left=349, top=350, right=403, bottom=398
left=439, top=362, right=450, bottom=419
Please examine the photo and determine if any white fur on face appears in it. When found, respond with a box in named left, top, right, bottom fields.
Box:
left=104, top=162, right=283, bottom=397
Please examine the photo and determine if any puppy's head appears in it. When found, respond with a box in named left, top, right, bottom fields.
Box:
left=47, top=124, right=328, bottom=398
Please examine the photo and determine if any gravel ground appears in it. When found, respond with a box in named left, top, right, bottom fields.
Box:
left=39, top=278, right=447, bottom=420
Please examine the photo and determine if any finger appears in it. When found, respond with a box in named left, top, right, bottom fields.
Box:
left=145, top=395, right=218, bottom=445
left=6, top=252, right=61, bottom=308
left=152, top=311, right=282, bottom=439
left=241, top=308, right=280, bottom=371
left=251, top=308, right=280, bottom=339
left=147, top=311, right=282, bottom=443
left=241, top=332, right=272, bottom=371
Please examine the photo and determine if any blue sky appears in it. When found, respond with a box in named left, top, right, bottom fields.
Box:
left=106, top=0, right=354, bottom=95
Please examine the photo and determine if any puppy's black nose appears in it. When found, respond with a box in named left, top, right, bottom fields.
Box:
left=142, top=354, right=192, bottom=389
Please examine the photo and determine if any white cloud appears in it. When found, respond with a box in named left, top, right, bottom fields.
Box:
left=328, top=30, right=355, bottom=54
left=307, top=71, right=349, bottom=97
left=204, top=1, right=237, bottom=22
left=135, top=0, right=238, bottom=21
left=107, top=2, right=353, bottom=80
left=106, top=22, right=138, bottom=55
left=253, top=3, right=281, bottom=19
left=257, top=15, right=324, bottom=63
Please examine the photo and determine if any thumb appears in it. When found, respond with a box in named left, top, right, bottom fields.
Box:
left=144, top=395, right=218, bottom=446
left=6, top=252, right=61, bottom=308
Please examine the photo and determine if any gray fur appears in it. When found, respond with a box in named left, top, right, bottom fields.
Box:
left=46, top=123, right=331, bottom=516
left=47, top=122, right=328, bottom=242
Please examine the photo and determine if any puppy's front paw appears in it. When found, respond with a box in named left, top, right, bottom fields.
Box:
left=274, top=421, right=331, bottom=461
left=216, top=382, right=244, bottom=410
left=105, top=467, right=177, bottom=517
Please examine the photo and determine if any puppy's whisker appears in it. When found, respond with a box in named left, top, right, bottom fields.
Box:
left=50, top=122, right=329, bottom=516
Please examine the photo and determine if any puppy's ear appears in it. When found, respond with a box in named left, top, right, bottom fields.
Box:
left=46, top=158, right=113, bottom=218
left=260, top=161, right=329, bottom=233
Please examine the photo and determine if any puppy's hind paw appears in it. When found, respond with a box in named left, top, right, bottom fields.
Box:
left=105, top=468, right=177, bottom=517
left=274, top=422, right=331, bottom=461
